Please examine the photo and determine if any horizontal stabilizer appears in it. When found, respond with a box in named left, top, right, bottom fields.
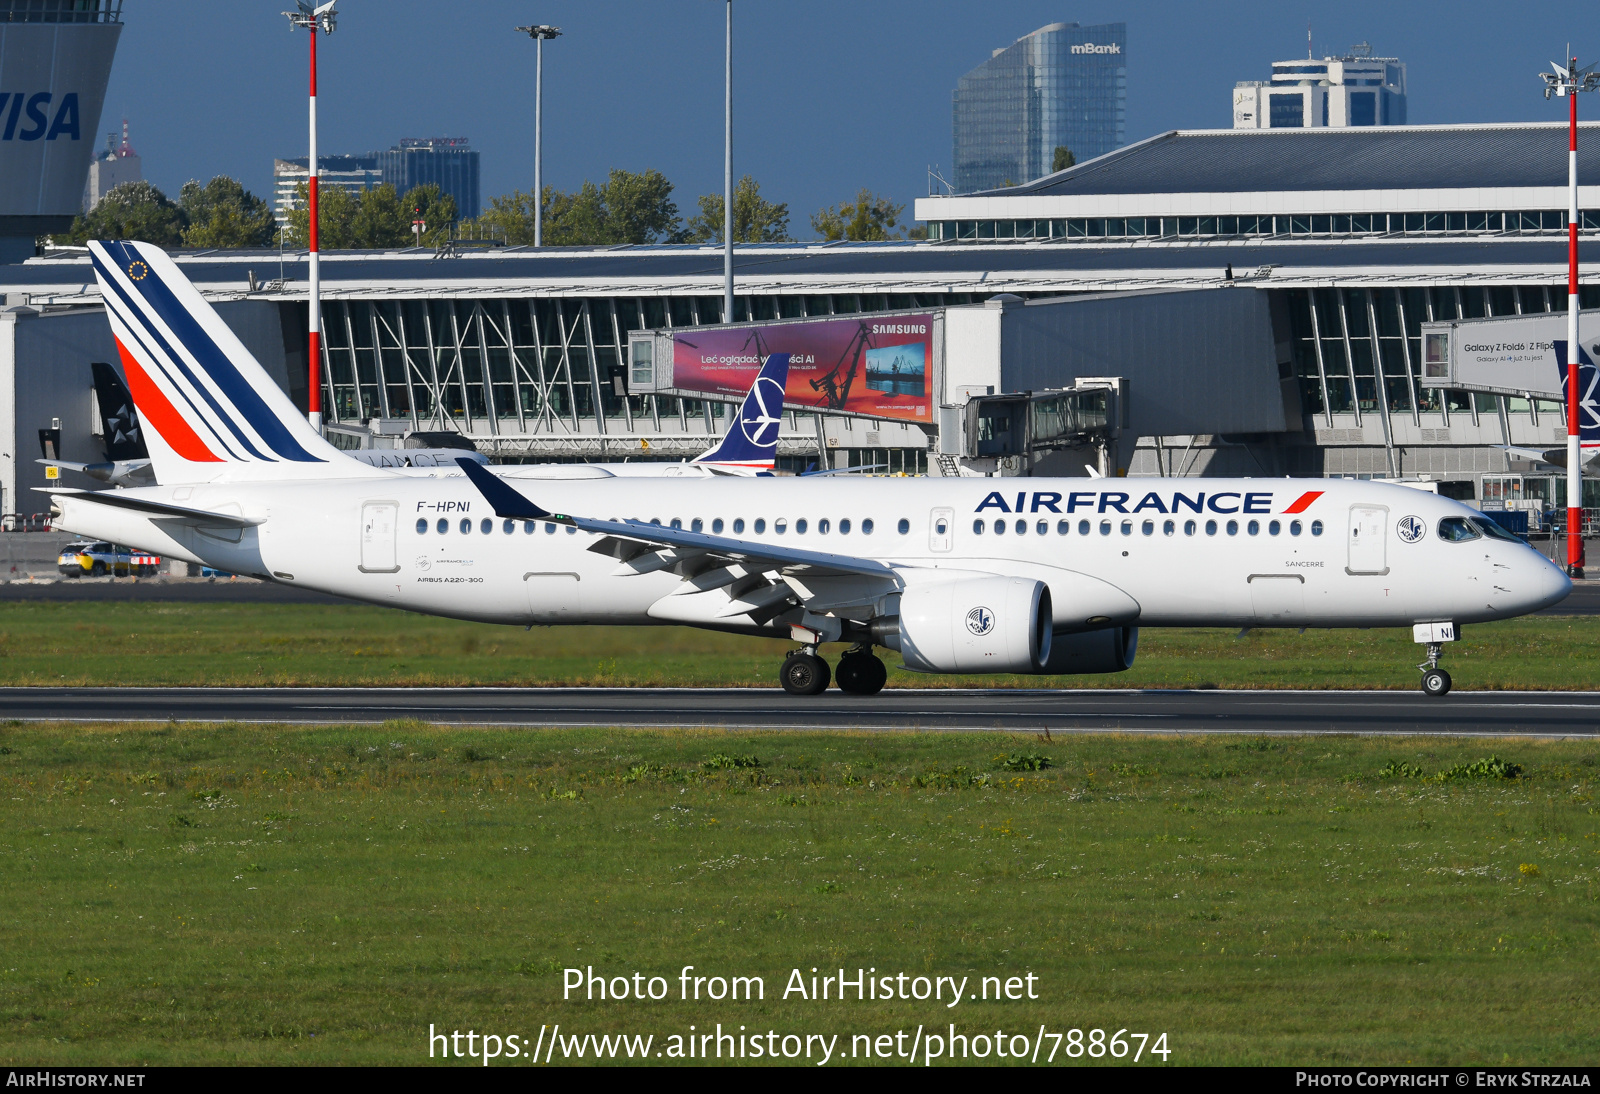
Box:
left=41, top=488, right=264, bottom=527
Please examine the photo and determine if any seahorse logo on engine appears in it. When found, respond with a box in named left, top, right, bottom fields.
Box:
left=966, top=606, right=995, bottom=636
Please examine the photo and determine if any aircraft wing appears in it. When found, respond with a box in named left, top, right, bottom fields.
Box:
left=40, top=488, right=264, bottom=527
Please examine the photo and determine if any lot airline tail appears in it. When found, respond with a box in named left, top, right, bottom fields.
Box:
left=690, top=352, right=790, bottom=474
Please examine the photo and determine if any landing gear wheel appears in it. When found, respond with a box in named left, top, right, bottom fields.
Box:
left=780, top=652, right=831, bottom=696
left=1421, top=668, right=1452, bottom=697
left=835, top=652, right=887, bottom=696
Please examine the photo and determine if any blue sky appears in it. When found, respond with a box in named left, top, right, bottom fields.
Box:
left=103, top=1, right=1600, bottom=234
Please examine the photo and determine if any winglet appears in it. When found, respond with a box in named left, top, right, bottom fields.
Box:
left=456, top=457, right=557, bottom=521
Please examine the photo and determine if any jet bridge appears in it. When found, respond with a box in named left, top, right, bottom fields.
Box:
left=963, top=378, right=1127, bottom=477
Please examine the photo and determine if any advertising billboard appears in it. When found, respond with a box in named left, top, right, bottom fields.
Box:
left=666, top=313, right=935, bottom=423
left=0, top=21, right=121, bottom=220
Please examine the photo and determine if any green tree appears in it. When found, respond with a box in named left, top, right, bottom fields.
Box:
left=179, top=176, right=277, bottom=248
left=284, top=182, right=455, bottom=248
left=810, top=189, right=906, bottom=242
left=1051, top=145, right=1076, bottom=173
left=55, top=180, right=185, bottom=247
left=683, top=175, right=791, bottom=243
left=466, top=169, right=682, bottom=246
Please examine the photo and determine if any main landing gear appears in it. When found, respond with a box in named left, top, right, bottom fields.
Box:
left=779, top=644, right=887, bottom=697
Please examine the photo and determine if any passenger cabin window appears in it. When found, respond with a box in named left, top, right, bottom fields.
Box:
left=1163, top=519, right=1175, bottom=535
left=1184, top=520, right=1197, bottom=535
left=1205, top=520, right=1218, bottom=536
left=503, top=519, right=515, bottom=534
left=1311, top=520, right=1324, bottom=536
left=994, top=519, right=1006, bottom=535
left=731, top=518, right=744, bottom=533
left=1289, top=520, right=1302, bottom=536
left=691, top=518, right=703, bottom=533
left=795, top=519, right=808, bottom=534
left=818, top=519, right=830, bottom=534
left=774, top=519, right=787, bottom=534
left=1438, top=517, right=1481, bottom=542
left=712, top=518, right=724, bottom=534
left=1247, top=520, right=1259, bottom=535
left=436, top=518, right=449, bottom=534
left=545, top=523, right=557, bottom=535
left=1079, top=520, right=1091, bottom=535
left=839, top=518, right=851, bottom=534
left=1120, top=520, right=1132, bottom=536
left=1226, top=520, right=1239, bottom=535
left=524, top=521, right=536, bottom=534
left=754, top=519, right=766, bottom=534
left=1015, top=519, right=1026, bottom=535
left=1142, top=520, right=1155, bottom=536
left=1268, top=520, right=1281, bottom=536
left=973, top=519, right=985, bottom=534
left=1058, top=520, right=1070, bottom=535
left=416, top=518, right=428, bottom=534
left=480, top=518, right=493, bottom=535
left=670, top=518, right=682, bottom=530
left=459, top=518, right=472, bottom=534
left=862, top=519, right=874, bottom=534
left=897, top=518, right=910, bottom=534
left=1037, top=520, right=1048, bottom=535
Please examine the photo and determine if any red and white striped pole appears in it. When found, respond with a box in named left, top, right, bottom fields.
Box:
left=285, top=2, right=337, bottom=431
left=1566, top=73, right=1584, bottom=576
left=307, top=23, right=322, bottom=431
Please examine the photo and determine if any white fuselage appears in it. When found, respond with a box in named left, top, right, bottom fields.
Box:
left=49, top=475, right=1570, bottom=638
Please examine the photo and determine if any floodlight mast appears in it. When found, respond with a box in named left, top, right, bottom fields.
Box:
left=283, top=0, right=337, bottom=431
left=515, top=25, right=562, bottom=248
left=1541, top=55, right=1600, bottom=577
left=723, top=0, right=733, bottom=324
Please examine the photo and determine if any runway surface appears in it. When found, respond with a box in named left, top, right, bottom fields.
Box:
left=4, top=686, right=1597, bottom=736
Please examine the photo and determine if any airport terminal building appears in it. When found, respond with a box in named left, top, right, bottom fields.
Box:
left=4, top=122, right=1600, bottom=520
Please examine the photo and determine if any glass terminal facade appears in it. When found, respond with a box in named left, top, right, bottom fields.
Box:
left=316, top=290, right=967, bottom=468
left=928, top=209, right=1600, bottom=242
left=952, top=22, right=1126, bottom=194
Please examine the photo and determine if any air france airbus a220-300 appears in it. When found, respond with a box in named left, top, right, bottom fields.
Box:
left=47, top=241, right=1572, bottom=697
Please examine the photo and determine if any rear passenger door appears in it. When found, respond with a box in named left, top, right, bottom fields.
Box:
left=359, top=501, right=400, bottom=573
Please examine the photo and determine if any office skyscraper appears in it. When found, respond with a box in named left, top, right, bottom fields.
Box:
left=379, top=138, right=480, bottom=220
left=952, top=21, right=1126, bottom=194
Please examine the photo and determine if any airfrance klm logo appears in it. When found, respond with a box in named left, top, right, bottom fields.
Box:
left=0, top=92, right=81, bottom=141
left=1070, top=43, right=1121, bottom=55
left=972, top=489, right=1323, bottom=516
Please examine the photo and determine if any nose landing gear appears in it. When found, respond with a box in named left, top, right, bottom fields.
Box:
left=1413, top=622, right=1458, bottom=698
left=1418, top=643, right=1452, bottom=697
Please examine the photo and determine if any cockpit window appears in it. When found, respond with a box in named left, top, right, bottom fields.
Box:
left=1469, top=517, right=1522, bottom=543
left=1437, top=517, right=1480, bottom=542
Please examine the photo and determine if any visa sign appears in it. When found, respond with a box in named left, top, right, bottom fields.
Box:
left=0, top=92, right=81, bottom=141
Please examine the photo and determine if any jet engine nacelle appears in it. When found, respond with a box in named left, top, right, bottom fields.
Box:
left=886, top=577, right=1053, bottom=674
left=1033, top=626, right=1138, bottom=675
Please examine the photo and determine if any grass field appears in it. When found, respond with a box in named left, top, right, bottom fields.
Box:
left=0, top=601, right=1595, bottom=690
left=1, top=722, right=1596, bottom=1066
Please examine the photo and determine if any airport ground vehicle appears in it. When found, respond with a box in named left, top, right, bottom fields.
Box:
left=45, top=241, right=1574, bottom=697
left=56, top=541, right=160, bottom=577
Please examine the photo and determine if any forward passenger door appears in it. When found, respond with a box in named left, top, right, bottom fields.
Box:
left=1346, top=505, right=1388, bottom=575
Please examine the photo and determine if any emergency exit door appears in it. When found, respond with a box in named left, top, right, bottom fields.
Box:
left=359, top=501, right=400, bottom=573
left=929, top=507, right=954, bottom=552
left=1346, top=505, right=1389, bottom=575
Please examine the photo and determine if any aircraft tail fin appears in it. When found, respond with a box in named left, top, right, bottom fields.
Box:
left=87, top=239, right=387, bottom=484
left=1548, top=341, right=1599, bottom=444
left=691, top=352, right=790, bottom=473
left=91, top=360, right=148, bottom=462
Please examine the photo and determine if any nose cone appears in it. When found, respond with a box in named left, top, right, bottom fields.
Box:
left=1520, top=550, right=1573, bottom=613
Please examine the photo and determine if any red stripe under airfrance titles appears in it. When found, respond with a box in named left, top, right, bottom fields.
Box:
left=1282, top=490, right=1324, bottom=514
left=115, top=338, right=222, bottom=462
